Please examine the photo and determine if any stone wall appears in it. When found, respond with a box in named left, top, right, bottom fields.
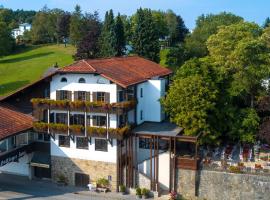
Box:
left=51, top=156, right=117, bottom=191
left=176, top=169, right=197, bottom=199
left=176, top=169, right=270, bottom=200
left=137, top=172, right=151, bottom=190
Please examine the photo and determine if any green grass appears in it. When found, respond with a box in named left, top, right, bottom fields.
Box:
left=0, top=44, right=75, bottom=96
left=159, top=48, right=169, bottom=67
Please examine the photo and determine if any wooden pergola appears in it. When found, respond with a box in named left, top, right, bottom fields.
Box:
left=116, top=122, right=200, bottom=195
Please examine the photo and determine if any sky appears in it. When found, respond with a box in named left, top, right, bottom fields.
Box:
left=0, top=0, right=268, bottom=29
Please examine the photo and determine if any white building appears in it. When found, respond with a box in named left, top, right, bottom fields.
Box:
left=0, top=56, right=199, bottom=195
left=12, top=23, right=32, bottom=38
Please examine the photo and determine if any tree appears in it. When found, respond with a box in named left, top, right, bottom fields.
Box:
left=132, top=8, right=160, bottom=62
left=99, top=9, right=117, bottom=57
left=165, top=10, right=188, bottom=45
left=56, top=12, right=71, bottom=45
left=69, top=5, right=83, bottom=46
left=75, top=12, right=101, bottom=60
left=0, top=21, right=14, bottom=56
left=152, top=10, right=168, bottom=39
left=207, top=22, right=269, bottom=108
left=115, top=13, right=126, bottom=56
left=184, top=12, right=243, bottom=58
left=165, top=45, right=187, bottom=70
left=162, top=58, right=220, bottom=143
left=263, top=17, right=270, bottom=28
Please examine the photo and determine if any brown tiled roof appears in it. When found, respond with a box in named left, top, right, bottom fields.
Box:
left=59, top=56, right=172, bottom=88
left=0, top=104, right=33, bottom=140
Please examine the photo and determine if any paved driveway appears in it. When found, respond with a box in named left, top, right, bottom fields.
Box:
left=0, top=173, right=138, bottom=200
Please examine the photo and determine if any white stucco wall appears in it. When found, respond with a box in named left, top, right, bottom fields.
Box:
left=0, top=153, right=30, bottom=176
left=138, top=151, right=170, bottom=189
left=51, top=134, right=117, bottom=163
left=136, top=79, right=166, bottom=124
left=50, top=74, right=117, bottom=103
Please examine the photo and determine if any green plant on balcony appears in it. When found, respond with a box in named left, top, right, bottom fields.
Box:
left=69, top=101, right=86, bottom=109
left=49, top=123, right=68, bottom=134
left=87, top=126, right=107, bottom=137
left=69, top=124, right=84, bottom=135
left=33, top=122, right=48, bottom=132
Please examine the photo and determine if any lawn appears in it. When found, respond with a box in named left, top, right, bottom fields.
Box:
left=0, top=44, right=75, bottom=96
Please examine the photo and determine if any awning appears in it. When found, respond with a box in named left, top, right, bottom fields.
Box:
left=30, top=152, right=50, bottom=168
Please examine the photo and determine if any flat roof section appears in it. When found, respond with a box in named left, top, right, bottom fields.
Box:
left=133, top=121, right=199, bottom=143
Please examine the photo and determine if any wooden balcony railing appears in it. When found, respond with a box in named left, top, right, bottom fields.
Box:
left=31, top=98, right=137, bottom=114
left=33, top=122, right=131, bottom=140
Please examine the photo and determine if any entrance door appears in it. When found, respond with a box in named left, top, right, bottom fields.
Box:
left=75, top=173, right=89, bottom=188
left=34, top=167, right=51, bottom=179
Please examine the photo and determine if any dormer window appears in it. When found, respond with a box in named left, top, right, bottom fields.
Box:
left=61, top=77, right=67, bottom=82
left=78, top=78, right=86, bottom=83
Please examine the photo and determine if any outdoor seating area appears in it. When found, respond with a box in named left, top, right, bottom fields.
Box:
left=201, top=142, right=270, bottom=174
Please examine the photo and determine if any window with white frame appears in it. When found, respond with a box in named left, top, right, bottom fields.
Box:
left=59, top=135, right=70, bottom=147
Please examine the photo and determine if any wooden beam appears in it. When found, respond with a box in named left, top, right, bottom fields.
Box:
left=150, top=136, right=153, bottom=191
left=153, top=136, right=156, bottom=191
left=116, top=140, right=120, bottom=192
left=156, top=136, right=159, bottom=194
left=169, top=137, right=172, bottom=192
left=173, top=137, right=176, bottom=191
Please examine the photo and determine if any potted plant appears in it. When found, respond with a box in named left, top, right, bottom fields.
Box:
left=136, top=187, right=142, bottom=199
left=119, top=184, right=126, bottom=195
left=169, top=191, right=177, bottom=200
left=141, top=188, right=149, bottom=199
left=57, top=174, right=68, bottom=186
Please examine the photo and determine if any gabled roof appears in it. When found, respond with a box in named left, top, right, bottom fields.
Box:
left=0, top=104, right=33, bottom=140
left=59, top=56, right=172, bottom=88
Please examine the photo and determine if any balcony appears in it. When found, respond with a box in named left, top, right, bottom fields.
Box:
left=31, top=98, right=136, bottom=114
left=33, top=122, right=131, bottom=140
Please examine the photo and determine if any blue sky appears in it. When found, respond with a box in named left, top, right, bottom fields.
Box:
left=0, top=0, right=268, bottom=29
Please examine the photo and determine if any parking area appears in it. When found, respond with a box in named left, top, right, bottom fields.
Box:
left=0, top=173, right=138, bottom=200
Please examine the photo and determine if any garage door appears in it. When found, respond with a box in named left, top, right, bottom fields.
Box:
left=75, top=173, right=89, bottom=188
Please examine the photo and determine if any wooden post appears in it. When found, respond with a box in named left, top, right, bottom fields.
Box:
left=116, top=140, right=120, bottom=192
left=150, top=136, right=153, bottom=190
left=153, top=136, right=156, bottom=191
left=156, top=136, right=159, bottom=194
left=119, top=140, right=122, bottom=185
left=173, top=137, right=176, bottom=191
left=169, top=137, right=172, bottom=192
left=125, top=138, right=128, bottom=187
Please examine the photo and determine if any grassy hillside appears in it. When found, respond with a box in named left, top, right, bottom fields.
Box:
left=0, top=44, right=75, bottom=96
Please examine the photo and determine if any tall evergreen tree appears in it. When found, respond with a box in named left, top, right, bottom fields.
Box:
left=132, top=8, right=160, bottom=62
left=115, top=13, right=126, bottom=56
left=263, top=17, right=270, bottom=28
left=99, top=9, right=117, bottom=57
left=69, top=5, right=83, bottom=46
left=0, top=21, right=14, bottom=56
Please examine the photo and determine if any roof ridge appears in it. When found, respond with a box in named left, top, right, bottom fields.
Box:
left=82, top=59, right=97, bottom=72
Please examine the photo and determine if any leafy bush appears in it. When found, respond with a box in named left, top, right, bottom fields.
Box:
left=97, top=178, right=109, bottom=188
left=136, top=187, right=142, bottom=196
left=141, top=188, right=150, bottom=197
left=229, top=166, right=242, bottom=173
left=119, top=184, right=126, bottom=193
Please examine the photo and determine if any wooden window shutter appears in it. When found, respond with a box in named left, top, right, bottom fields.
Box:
left=105, top=93, right=110, bottom=103
left=67, top=91, right=72, bottom=101
left=92, top=92, right=97, bottom=102
left=92, top=116, right=97, bottom=126
left=56, top=91, right=60, bottom=100
left=74, top=91, right=78, bottom=101
left=86, top=92, right=91, bottom=101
